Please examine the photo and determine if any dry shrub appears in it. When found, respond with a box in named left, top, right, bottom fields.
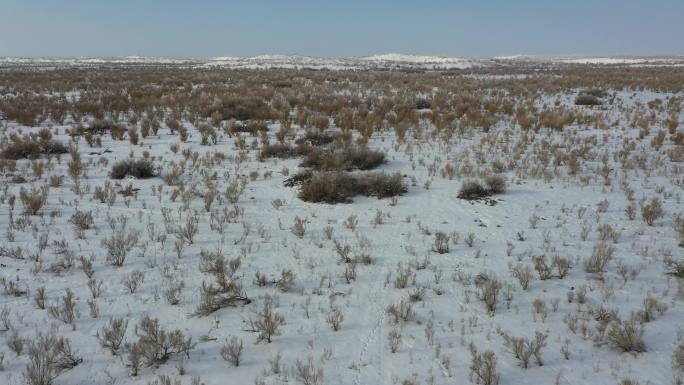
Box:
left=298, top=172, right=405, bottom=203
left=484, top=175, right=506, bottom=194
left=130, top=316, right=194, bottom=369
left=457, top=180, right=490, bottom=200
left=1, top=132, right=67, bottom=160
left=300, top=146, right=386, bottom=171
left=641, top=197, right=664, bottom=226
left=295, top=130, right=336, bottom=146
left=607, top=316, right=646, bottom=353
left=24, top=332, right=82, bottom=385
left=110, top=159, right=155, bottom=179
left=20, top=186, right=48, bottom=215
left=259, top=143, right=310, bottom=160
left=87, top=120, right=126, bottom=139
left=469, top=344, right=499, bottom=385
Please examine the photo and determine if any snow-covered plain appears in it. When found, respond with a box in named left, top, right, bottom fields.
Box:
left=0, top=61, right=683, bottom=385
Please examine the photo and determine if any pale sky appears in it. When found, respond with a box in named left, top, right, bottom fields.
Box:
left=1, top=0, right=682, bottom=57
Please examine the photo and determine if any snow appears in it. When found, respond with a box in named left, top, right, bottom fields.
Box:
left=0, top=71, right=683, bottom=385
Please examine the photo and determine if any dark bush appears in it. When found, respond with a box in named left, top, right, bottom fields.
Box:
left=230, top=120, right=269, bottom=135
left=260, top=143, right=311, bottom=160
left=214, top=97, right=274, bottom=121
left=458, top=181, right=491, bottom=200
left=301, top=146, right=385, bottom=171
left=110, top=159, right=155, bottom=179
left=299, top=172, right=405, bottom=203
left=575, top=94, right=602, bottom=106
left=1, top=132, right=68, bottom=160
left=295, top=130, right=335, bottom=146
left=87, top=120, right=126, bottom=139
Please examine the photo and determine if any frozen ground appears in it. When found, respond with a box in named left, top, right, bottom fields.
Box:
left=0, top=64, right=683, bottom=385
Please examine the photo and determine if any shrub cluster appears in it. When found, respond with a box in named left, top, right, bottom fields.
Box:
left=299, top=172, right=406, bottom=203
left=301, top=146, right=386, bottom=171
left=1, top=132, right=67, bottom=160
left=457, top=176, right=506, bottom=200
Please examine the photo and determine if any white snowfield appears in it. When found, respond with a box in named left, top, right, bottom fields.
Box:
left=0, top=66, right=683, bottom=385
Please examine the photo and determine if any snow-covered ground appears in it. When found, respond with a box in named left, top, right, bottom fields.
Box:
left=0, top=66, right=683, bottom=385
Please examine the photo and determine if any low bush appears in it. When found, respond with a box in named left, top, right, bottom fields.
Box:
left=300, top=146, right=385, bottom=171
left=1, top=132, right=67, bottom=160
left=575, top=94, right=602, bottom=106
left=87, top=120, right=126, bottom=139
left=110, top=159, right=155, bottom=179
left=299, top=172, right=405, bottom=203
left=259, top=143, right=311, bottom=160
left=458, top=180, right=491, bottom=200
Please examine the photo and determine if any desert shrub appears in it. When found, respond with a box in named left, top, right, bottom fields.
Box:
left=469, top=344, right=499, bottom=385
left=259, top=143, right=310, bottom=159
left=484, top=175, right=506, bottom=194
left=195, top=281, right=249, bottom=316
left=47, top=289, right=77, bottom=327
left=97, top=318, right=128, bottom=355
left=122, top=270, right=145, bottom=294
left=386, top=299, right=415, bottom=324
left=220, top=336, right=243, bottom=367
left=69, top=210, right=93, bottom=238
left=511, top=265, right=532, bottom=290
left=673, top=343, right=684, bottom=381
left=636, top=296, right=668, bottom=323
left=197, top=123, right=217, bottom=145
left=501, top=331, right=548, bottom=368
left=24, top=333, right=82, bottom=385
left=20, top=186, right=48, bottom=215
left=584, top=242, right=615, bottom=273
left=110, top=159, right=155, bottom=179
left=432, top=232, right=450, bottom=254
left=294, top=355, right=324, bottom=385
left=664, top=256, right=684, bottom=277
left=477, top=275, right=502, bottom=316
left=458, top=181, right=490, bottom=200
left=326, top=308, right=344, bottom=331
left=388, top=327, right=401, bottom=353
left=87, top=120, right=126, bottom=138
left=575, top=94, right=602, bottom=106
left=300, top=146, right=385, bottom=171
left=298, top=172, right=405, bottom=203
left=641, top=197, right=664, bottom=226
left=246, top=297, right=284, bottom=344
left=295, top=130, right=335, bottom=146
left=1, top=133, right=68, bottom=160
left=607, top=316, right=646, bottom=353
left=102, top=225, right=138, bottom=266
left=130, top=316, right=194, bottom=368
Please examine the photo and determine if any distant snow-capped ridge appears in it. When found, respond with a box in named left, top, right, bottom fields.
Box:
left=3, top=54, right=683, bottom=69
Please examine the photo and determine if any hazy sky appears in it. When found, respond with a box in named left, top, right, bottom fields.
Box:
left=1, top=0, right=682, bottom=57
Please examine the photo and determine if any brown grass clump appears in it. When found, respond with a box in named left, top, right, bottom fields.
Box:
left=299, top=172, right=405, bottom=203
